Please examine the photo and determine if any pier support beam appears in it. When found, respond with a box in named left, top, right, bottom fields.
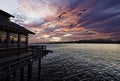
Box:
left=5, top=64, right=11, bottom=81
left=27, top=64, right=32, bottom=81
left=20, top=68, right=24, bottom=81
left=5, top=75, right=11, bottom=81
left=0, top=45, right=51, bottom=81
left=13, top=72, right=16, bottom=81
left=37, top=58, right=41, bottom=81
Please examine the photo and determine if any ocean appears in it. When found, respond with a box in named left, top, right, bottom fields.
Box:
left=34, top=44, right=120, bottom=81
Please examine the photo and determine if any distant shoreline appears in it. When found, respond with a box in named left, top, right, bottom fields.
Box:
left=29, top=39, right=120, bottom=44
left=30, top=42, right=120, bottom=44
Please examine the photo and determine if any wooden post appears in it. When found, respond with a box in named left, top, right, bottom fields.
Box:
left=37, top=47, right=43, bottom=81
left=41, top=46, right=44, bottom=50
left=26, top=34, right=28, bottom=49
left=18, top=33, right=21, bottom=55
left=20, top=68, right=24, bottom=81
left=7, top=31, right=10, bottom=48
left=5, top=76, right=11, bottom=81
left=37, top=58, right=41, bottom=81
left=27, top=63, right=32, bottom=81
left=13, top=72, right=16, bottom=81
left=5, top=64, right=11, bottom=81
left=0, top=77, right=4, bottom=81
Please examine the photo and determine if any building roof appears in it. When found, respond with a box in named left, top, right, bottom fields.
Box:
left=0, top=19, right=34, bottom=34
left=0, top=9, right=35, bottom=34
left=0, top=9, right=14, bottom=18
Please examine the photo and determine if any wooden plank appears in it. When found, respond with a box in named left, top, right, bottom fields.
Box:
left=0, top=45, right=51, bottom=80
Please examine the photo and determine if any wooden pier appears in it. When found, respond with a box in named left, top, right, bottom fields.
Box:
left=0, top=45, right=52, bottom=81
left=0, top=9, right=53, bottom=81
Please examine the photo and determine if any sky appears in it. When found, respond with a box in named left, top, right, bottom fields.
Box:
left=0, top=0, right=120, bottom=43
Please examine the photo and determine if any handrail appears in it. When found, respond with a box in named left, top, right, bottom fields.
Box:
left=0, top=45, right=50, bottom=79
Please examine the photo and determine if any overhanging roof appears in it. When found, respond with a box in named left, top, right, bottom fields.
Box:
left=0, top=19, right=35, bottom=34
left=0, top=9, right=14, bottom=18
left=0, top=9, right=35, bottom=34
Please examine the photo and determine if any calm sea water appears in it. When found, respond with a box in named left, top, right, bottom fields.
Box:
left=36, top=44, right=120, bottom=81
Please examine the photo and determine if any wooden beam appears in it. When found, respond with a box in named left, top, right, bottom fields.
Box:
left=7, top=31, right=10, bottom=48
left=37, top=58, right=41, bottom=81
left=27, top=64, right=32, bottom=81
left=26, top=34, right=28, bottom=49
left=18, top=33, right=21, bottom=55
left=20, top=68, right=24, bottom=81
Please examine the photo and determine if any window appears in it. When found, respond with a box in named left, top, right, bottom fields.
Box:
left=20, top=35, right=26, bottom=47
left=0, top=31, right=7, bottom=48
left=10, top=33, right=18, bottom=48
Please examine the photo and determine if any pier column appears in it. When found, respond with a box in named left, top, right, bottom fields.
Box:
left=37, top=58, right=41, bottom=81
left=0, top=78, right=4, bottom=81
left=5, top=74, right=12, bottom=81
left=26, top=34, right=28, bottom=49
left=20, top=68, right=24, bottom=81
left=7, top=31, right=10, bottom=48
left=5, top=64, right=11, bottom=81
left=27, top=64, right=32, bottom=81
left=18, top=33, right=21, bottom=55
left=13, top=72, right=16, bottom=81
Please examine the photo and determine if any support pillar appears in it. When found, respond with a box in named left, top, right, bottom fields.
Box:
left=13, top=72, right=16, bottom=81
left=18, top=33, right=21, bottom=56
left=20, top=68, right=24, bottom=81
left=37, top=58, right=41, bottom=81
left=7, top=32, right=10, bottom=48
left=26, top=34, right=28, bottom=49
left=27, top=64, right=32, bottom=81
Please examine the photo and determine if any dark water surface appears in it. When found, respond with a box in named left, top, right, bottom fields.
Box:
left=36, top=44, right=120, bottom=81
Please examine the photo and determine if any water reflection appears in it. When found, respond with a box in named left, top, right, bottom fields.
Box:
left=40, top=44, right=120, bottom=81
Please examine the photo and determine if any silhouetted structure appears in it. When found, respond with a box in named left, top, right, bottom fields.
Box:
left=0, top=9, right=34, bottom=57
left=0, top=10, right=52, bottom=81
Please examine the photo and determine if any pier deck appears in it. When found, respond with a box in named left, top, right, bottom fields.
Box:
left=0, top=45, right=52, bottom=81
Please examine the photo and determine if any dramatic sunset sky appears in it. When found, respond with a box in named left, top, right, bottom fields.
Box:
left=0, top=0, right=120, bottom=43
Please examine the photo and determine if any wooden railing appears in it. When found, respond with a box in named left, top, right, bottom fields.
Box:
left=0, top=45, right=52, bottom=81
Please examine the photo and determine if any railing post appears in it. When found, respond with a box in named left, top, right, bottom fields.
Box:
left=0, top=45, right=50, bottom=81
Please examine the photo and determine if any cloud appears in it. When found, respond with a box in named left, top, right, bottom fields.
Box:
left=11, top=0, right=120, bottom=43
left=50, top=37, right=61, bottom=42
left=63, top=34, right=72, bottom=37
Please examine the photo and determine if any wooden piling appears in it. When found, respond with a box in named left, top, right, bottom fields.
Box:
left=37, top=58, right=41, bottom=81
left=13, top=72, right=16, bottom=81
left=5, top=75, right=11, bottom=81
left=5, top=63, right=11, bottom=81
left=20, top=68, right=24, bottom=81
left=0, top=45, right=51, bottom=81
left=27, top=64, right=33, bottom=81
